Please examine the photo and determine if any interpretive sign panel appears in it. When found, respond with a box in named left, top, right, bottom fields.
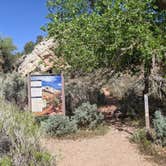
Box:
left=28, top=74, right=65, bottom=116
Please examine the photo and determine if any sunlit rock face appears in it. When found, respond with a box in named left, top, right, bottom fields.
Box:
left=17, top=38, right=56, bottom=76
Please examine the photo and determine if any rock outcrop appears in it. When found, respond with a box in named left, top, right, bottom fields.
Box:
left=17, top=38, right=56, bottom=76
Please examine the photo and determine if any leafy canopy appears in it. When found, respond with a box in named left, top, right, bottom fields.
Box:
left=45, top=0, right=166, bottom=72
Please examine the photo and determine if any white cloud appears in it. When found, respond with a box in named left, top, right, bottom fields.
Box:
left=41, top=76, right=56, bottom=82
left=58, top=83, right=62, bottom=86
left=31, top=76, right=61, bottom=82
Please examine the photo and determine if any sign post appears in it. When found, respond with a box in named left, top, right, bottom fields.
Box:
left=61, top=73, right=66, bottom=115
left=27, top=74, right=31, bottom=110
left=144, top=94, right=150, bottom=131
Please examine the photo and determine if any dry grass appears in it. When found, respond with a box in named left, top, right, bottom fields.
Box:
left=46, top=124, right=110, bottom=140
left=0, top=100, right=55, bottom=166
left=131, top=129, right=166, bottom=166
left=142, top=144, right=166, bottom=166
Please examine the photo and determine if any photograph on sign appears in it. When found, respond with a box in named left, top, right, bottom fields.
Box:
left=30, top=75, right=64, bottom=116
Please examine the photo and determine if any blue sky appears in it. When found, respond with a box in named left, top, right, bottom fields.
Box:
left=0, top=0, right=48, bottom=52
left=31, top=75, right=62, bottom=90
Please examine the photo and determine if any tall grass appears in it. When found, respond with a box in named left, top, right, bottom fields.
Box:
left=0, top=100, right=55, bottom=166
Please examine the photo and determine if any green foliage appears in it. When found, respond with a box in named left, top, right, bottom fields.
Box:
left=0, top=156, right=12, bottom=166
left=0, top=73, right=27, bottom=107
left=46, top=0, right=90, bottom=22
left=0, top=36, right=16, bottom=73
left=41, top=115, right=77, bottom=137
left=36, top=35, right=44, bottom=44
left=131, top=129, right=155, bottom=155
left=23, top=35, right=44, bottom=55
left=35, top=116, right=49, bottom=125
left=72, top=102, right=104, bottom=129
left=45, top=0, right=165, bottom=73
left=153, top=111, right=166, bottom=146
left=33, top=151, right=53, bottom=165
left=23, top=41, right=35, bottom=54
left=131, top=129, right=148, bottom=143
left=0, top=100, right=55, bottom=166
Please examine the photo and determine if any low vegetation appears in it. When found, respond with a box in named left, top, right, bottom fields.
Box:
left=72, top=102, right=104, bottom=129
left=131, top=129, right=156, bottom=155
left=41, top=115, right=77, bottom=137
left=131, top=111, right=166, bottom=165
left=0, top=72, right=27, bottom=108
left=153, top=111, right=166, bottom=147
left=0, top=101, right=55, bottom=166
left=0, top=0, right=165, bottom=165
left=41, top=102, right=105, bottom=137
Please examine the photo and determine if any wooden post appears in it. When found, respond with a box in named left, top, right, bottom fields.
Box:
left=61, top=73, right=66, bottom=115
left=144, top=94, right=150, bottom=131
left=27, top=74, right=31, bottom=111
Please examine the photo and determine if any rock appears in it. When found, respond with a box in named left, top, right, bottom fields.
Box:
left=16, top=38, right=57, bottom=76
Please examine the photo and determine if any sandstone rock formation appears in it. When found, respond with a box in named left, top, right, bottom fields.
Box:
left=17, top=38, right=56, bottom=76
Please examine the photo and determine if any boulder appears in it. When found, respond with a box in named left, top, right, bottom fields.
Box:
left=16, top=38, right=57, bottom=76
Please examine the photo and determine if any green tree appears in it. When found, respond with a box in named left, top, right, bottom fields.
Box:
left=46, top=0, right=90, bottom=22
left=36, top=35, right=44, bottom=44
left=0, top=36, right=16, bottom=73
left=46, top=0, right=166, bottom=93
left=23, top=41, right=35, bottom=54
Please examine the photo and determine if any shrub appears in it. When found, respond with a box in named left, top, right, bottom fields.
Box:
left=72, top=102, right=104, bottom=129
left=153, top=111, right=166, bottom=146
left=0, top=100, right=55, bottom=166
left=65, top=79, right=105, bottom=115
left=131, top=129, right=148, bottom=143
left=35, top=115, right=49, bottom=125
left=0, top=72, right=27, bottom=108
left=41, top=115, right=77, bottom=137
left=0, top=156, right=12, bottom=166
left=131, top=129, right=155, bottom=155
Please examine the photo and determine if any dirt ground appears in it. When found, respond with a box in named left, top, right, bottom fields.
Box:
left=42, top=127, right=157, bottom=166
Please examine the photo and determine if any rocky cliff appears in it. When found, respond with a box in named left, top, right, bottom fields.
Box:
left=16, top=38, right=57, bottom=76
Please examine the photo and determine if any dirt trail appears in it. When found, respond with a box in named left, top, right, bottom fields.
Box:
left=42, top=128, right=157, bottom=166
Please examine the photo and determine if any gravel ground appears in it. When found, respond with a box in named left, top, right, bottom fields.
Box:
left=42, top=128, right=157, bottom=166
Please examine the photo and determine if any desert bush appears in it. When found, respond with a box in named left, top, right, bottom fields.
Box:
left=153, top=111, right=166, bottom=146
left=72, top=102, right=104, bottom=129
left=131, top=129, right=155, bottom=155
left=35, top=115, right=49, bottom=125
left=65, top=79, right=105, bottom=116
left=131, top=129, right=148, bottom=143
left=41, top=115, right=77, bottom=137
left=0, top=100, right=55, bottom=166
left=0, top=72, right=27, bottom=108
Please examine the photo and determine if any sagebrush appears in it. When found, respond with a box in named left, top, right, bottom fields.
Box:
left=65, top=80, right=104, bottom=115
left=0, top=72, right=27, bottom=108
left=41, top=115, right=77, bottom=137
left=153, top=111, right=166, bottom=146
left=72, top=102, right=104, bottom=129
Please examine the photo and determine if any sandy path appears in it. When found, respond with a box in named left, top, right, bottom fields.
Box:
left=42, top=128, right=157, bottom=166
